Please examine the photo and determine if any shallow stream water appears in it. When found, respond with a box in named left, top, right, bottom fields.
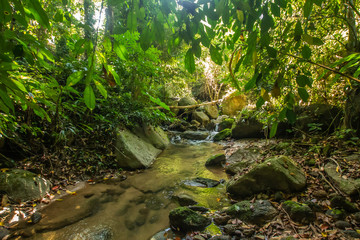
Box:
left=29, top=142, right=229, bottom=240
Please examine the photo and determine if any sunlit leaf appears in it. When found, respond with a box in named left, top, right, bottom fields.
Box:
left=185, top=49, right=195, bottom=73
left=302, top=45, right=311, bottom=59
left=84, top=85, right=95, bottom=110
left=66, top=71, right=85, bottom=87
left=210, top=45, right=223, bottom=65
left=270, top=122, right=278, bottom=138
left=114, top=42, right=128, bottom=61
left=27, top=0, right=50, bottom=29
left=94, top=81, right=107, bottom=99
left=298, top=87, right=309, bottom=102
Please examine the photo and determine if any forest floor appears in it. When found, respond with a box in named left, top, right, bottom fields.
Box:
left=1, top=134, right=360, bottom=239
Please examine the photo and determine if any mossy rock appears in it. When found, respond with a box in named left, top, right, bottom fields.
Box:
left=169, top=207, right=211, bottom=233
left=326, top=209, right=347, bottom=220
left=205, top=153, right=226, bottom=167
left=283, top=201, right=315, bottom=224
left=213, top=129, right=232, bottom=141
left=218, top=118, right=235, bottom=131
left=225, top=200, right=277, bottom=225
left=330, top=195, right=358, bottom=213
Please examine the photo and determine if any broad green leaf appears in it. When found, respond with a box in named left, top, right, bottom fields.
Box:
left=256, top=97, right=265, bottom=108
left=0, top=62, right=19, bottom=71
left=312, top=37, right=324, bottom=45
left=192, top=43, right=201, bottom=58
left=108, top=65, right=120, bottom=85
left=236, top=10, right=244, bottom=22
left=127, top=10, right=137, bottom=32
left=302, top=34, right=313, bottom=45
left=286, top=109, right=296, bottom=124
left=0, top=85, right=14, bottom=112
left=114, top=42, right=128, bottom=60
left=270, top=122, right=278, bottom=138
left=66, top=71, right=85, bottom=86
left=185, top=49, right=195, bottom=73
left=275, top=0, right=287, bottom=8
left=298, top=87, right=309, bottom=102
left=296, top=75, right=310, bottom=87
left=312, top=0, right=323, bottom=6
left=143, top=91, right=170, bottom=111
left=303, top=0, right=313, bottom=19
left=153, top=19, right=165, bottom=44
left=271, top=3, right=280, bottom=17
left=84, top=85, right=95, bottom=110
left=210, top=45, right=223, bottom=65
left=94, top=80, right=107, bottom=99
left=302, top=45, right=311, bottom=59
left=11, top=79, right=26, bottom=92
left=261, top=12, right=274, bottom=33
left=140, top=27, right=152, bottom=51
left=267, top=46, right=277, bottom=58
left=294, top=21, right=302, bottom=41
left=245, top=73, right=258, bottom=91
left=103, top=37, right=112, bottom=53
left=354, top=66, right=360, bottom=78
left=27, top=0, right=50, bottom=29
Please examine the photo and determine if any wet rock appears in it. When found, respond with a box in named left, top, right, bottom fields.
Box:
left=31, top=212, right=42, bottom=224
left=0, top=169, right=51, bottom=202
left=135, top=214, right=146, bottom=226
left=204, top=104, right=219, bottom=119
left=205, top=153, right=226, bottom=167
left=150, top=229, right=175, bottom=240
left=324, top=163, right=360, bottom=196
left=78, top=226, right=113, bottom=240
left=209, top=235, right=232, bottom=240
left=330, top=195, right=358, bottom=213
left=223, top=224, right=241, bottom=236
left=168, top=122, right=187, bottom=132
left=343, top=230, right=360, bottom=238
left=232, top=118, right=264, bottom=139
left=326, top=209, right=346, bottom=220
left=225, top=200, right=278, bottom=225
left=149, top=214, right=160, bottom=224
left=227, top=156, right=306, bottom=199
left=169, top=207, right=211, bottom=232
left=181, top=131, right=209, bottom=140
left=283, top=201, right=315, bottom=224
left=218, top=118, right=235, bottom=131
left=221, top=93, right=246, bottom=116
left=124, top=220, right=136, bottom=230
left=188, top=206, right=209, bottom=213
left=0, top=227, right=9, bottom=239
left=305, top=201, right=323, bottom=213
left=335, top=220, right=351, bottom=229
left=213, top=129, right=232, bottom=141
left=115, top=129, right=162, bottom=169
left=213, top=214, right=231, bottom=226
left=192, top=111, right=210, bottom=127
left=191, top=120, right=201, bottom=128
left=172, top=193, right=198, bottom=206
left=183, top=177, right=220, bottom=188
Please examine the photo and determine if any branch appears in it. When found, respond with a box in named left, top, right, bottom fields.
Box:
left=149, top=99, right=221, bottom=110
left=281, top=52, right=360, bottom=83
left=346, top=0, right=360, bottom=18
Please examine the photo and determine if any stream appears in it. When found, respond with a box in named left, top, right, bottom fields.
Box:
left=29, top=141, right=230, bottom=240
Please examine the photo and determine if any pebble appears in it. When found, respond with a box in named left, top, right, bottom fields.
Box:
left=335, top=220, right=351, bottom=229
left=312, top=190, right=327, bottom=199
left=343, top=230, right=360, bottom=238
left=0, top=227, right=9, bottom=239
left=354, top=212, right=360, bottom=222
left=31, top=212, right=42, bottom=224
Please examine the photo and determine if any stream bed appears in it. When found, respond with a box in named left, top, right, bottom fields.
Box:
left=29, top=142, right=230, bottom=240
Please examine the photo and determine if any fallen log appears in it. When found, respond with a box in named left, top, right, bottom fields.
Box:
left=149, top=99, right=221, bottom=110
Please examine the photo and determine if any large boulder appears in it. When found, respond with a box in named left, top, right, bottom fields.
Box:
left=115, top=129, right=162, bottom=169
left=169, top=207, right=211, bottom=232
left=224, top=200, right=277, bottom=225
left=225, top=148, right=260, bottom=175
left=133, top=124, right=169, bottom=150
left=221, top=93, right=246, bottom=116
left=0, top=169, right=51, bottom=202
left=204, top=104, right=219, bottom=119
left=226, top=156, right=306, bottom=198
left=192, top=111, right=210, bottom=127
left=232, top=118, right=265, bottom=139
left=205, top=153, right=226, bottom=167
left=325, top=163, right=360, bottom=196
left=178, top=97, right=197, bottom=107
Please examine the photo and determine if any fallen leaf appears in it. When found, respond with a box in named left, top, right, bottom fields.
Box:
left=216, top=198, right=221, bottom=202
left=52, top=185, right=60, bottom=191
left=56, top=199, right=63, bottom=201
left=0, top=168, right=9, bottom=172
left=0, top=222, right=4, bottom=226
left=321, top=232, right=327, bottom=237
left=66, top=190, right=76, bottom=195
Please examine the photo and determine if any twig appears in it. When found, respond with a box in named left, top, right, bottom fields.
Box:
left=329, top=157, right=342, bottom=174
left=279, top=204, right=301, bottom=237
left=318, top=170, right=344, bottom=196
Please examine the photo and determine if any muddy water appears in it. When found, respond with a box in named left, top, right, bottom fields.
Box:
left=30, top=142, right=229, bottom=240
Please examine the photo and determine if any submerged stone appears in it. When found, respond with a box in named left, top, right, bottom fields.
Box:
left=169, top=207, right=211, bottom=232
left=183, top=177, right=220, bottom=188
left=181, top=131, right=209, bottom=140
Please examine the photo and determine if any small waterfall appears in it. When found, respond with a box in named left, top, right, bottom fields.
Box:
left=206, top=123, right=219, bottom=141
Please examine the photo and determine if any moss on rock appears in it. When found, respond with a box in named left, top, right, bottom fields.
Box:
left=283, top=201, right=315, bottom=224
left=169, top=207, right=211, bottom=233
left=213, top=129, right=232, bottom=142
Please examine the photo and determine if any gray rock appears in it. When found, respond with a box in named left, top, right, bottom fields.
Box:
left=192, top=111, right=210, bottom=126
left=169, top=207, right=211, bottom=232
left=76, top=227, right=113, bottom=240
left=133, top=124, right=170, bottom=150
left=0, top=169, right=51, bottom=202
left=225, top=148, right=260, bottom=175
left=31, top=212, right=42, bottom=224
left=283, top=201, right=315, bottom=224
left=209, top=236, right=232, bottom=240
left=226, top=156, right=306, bottom=199
left=343, top=230, right=360, bottom=238
left=181, top=131, right=209, bottom=140
left=150, top=229, right=175, bottom=240
left=178, top=97, right=197, bottom=106
left=326, top=209, right=346, bottom=220
left=224, top=200, right=277, bottom=225
left=325, top=163, right=360, bottom=196
left=205, top=153, right=226, bottom=167
left=335, top=220, right=351, bottom=229
left=204, top=104, right=219, bottom=119
left=354, top=212, right=360, bottom=222
left=115, top=129, right=162, bottom=169
left=172, top=193, right=198, bottom=206
left=232, top=118, right=264, bottom=139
